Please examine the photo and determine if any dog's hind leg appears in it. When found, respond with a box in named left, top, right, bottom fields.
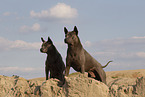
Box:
left=93, top=70, right=103, bottom=82
left=88, top=67, right=106, bottom=84
left=94, top=68, right=106, bottom=84
left=88, top=68, right=102, bottom=81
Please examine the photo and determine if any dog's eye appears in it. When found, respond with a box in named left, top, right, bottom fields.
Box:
left=44, top=43, right=49, bottom=47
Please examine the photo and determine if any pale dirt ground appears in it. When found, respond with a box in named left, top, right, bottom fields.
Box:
left=106, top=69, right=145, bottom=78
left=29, top=69, right=145, bottom=82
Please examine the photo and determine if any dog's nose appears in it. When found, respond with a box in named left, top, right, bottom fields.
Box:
left=64, top=39, right=67, bottom=43
left=40, top=48, right=43, bottom=52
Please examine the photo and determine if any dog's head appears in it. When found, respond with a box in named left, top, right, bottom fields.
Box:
left=40, top=37, right=53, bottom=53
left=64, top=26, right=79, bottom=46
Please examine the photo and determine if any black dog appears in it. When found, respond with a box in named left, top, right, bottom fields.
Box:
left=40, top=37, right=65, bottom=85
left=64, top=26, right=112, bottom=84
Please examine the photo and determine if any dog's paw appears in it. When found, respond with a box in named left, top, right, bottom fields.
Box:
left=58, top=81, right=65, bottom=87
left=53, top=78, right=59, bottom=81
left=64, top=76, right=68, bottom=79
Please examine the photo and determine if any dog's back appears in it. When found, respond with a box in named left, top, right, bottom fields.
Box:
left=84, top=49, right=102, bottom=71
left=84, top=49, right=106, bottom=83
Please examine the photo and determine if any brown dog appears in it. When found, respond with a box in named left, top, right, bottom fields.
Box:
left=64, top=26, right=112, bottom=84
left=40, top=37, right=65, bottom=85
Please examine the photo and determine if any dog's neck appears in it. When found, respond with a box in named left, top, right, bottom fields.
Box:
left=68, top=38, right=83, bottom=52
left=46, top=45, right=58, bottom=57
left=46, top=45, right=61, bottom=64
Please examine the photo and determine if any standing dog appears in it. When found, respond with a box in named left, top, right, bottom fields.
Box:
left=40, top=37, right=65, bottom=85
left=64, top=26, right=112, bottom=84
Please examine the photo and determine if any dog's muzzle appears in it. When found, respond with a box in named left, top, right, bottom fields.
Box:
left=40, top=48, right=43, bottom=52
left=64, top=39, right=67, bottom=43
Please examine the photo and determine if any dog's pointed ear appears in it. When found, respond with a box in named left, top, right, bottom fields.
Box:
left=64, top=27, right=68, bottom=34
left=48, top=37, right=53, bottom=44
left=41, top=37, right=45, bottom=42
left=73, top=26, right=78, bottom=35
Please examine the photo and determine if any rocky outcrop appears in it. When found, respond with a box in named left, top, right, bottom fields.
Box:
left=107, top=69, right=145, bottom=97
left=0, top=69, right=145, bottom=97
left=108, top=77, right=145, bottom=97
left=0, top=73, right=109, bottom=97
left=0, top=75, right=43, bottom=97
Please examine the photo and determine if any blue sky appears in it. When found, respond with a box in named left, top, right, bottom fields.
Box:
left=0, top=0, right=145, bottom=79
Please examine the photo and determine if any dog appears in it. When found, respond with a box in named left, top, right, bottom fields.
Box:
left=64, top=26, right=112, bottom=84
left=40, top=37, right=65, bottom=85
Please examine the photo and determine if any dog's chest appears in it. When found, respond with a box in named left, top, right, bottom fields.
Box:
left=67, top=52, right=82, bottom=71
left=69, top=52, right=80, bottom=60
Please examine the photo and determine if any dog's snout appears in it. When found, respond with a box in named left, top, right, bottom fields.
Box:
left=64, top=38, right=67, bottom=43
left=40, top=48, right=43, bottom=52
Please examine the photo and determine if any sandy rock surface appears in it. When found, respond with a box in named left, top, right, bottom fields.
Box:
left=0, top=69, right=145, bottom=97
left=106, top=69, right=145, bottom=97
left=0, top=73, right=109, bottom=97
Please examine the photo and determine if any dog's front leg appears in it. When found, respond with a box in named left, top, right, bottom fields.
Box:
left=81, top=64, right=85, bottom=74
left=65, top=58, right=70, bottom=76
left=45, top=64, right=49, bottom=80
left=65, top=65, right=70, bottom=76
left=80, top=54, right=85, bottom=74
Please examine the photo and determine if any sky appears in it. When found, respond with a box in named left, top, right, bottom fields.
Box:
left=0, top=0, right=145, bottom=79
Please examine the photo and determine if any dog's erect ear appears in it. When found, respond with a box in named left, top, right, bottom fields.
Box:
left=47, top=37, right=53, bottom=44
left=41, top=37, right=45, bottom=42
left=64, top=27, right=68, bottom=34
left=73, top=26, right=78, bottom=35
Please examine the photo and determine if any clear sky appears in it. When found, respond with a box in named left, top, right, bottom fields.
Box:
left=0, top=0, right=145, bottom=79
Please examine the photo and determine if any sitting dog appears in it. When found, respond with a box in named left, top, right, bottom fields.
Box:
left=40, top=37, right=65, bottom=85
left=64, top=26, right=112, bottom=84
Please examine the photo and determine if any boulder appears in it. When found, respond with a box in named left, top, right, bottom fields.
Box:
left=1, top=69, right=145, bottom=97
left=0, top=73, right=109, bottom=97
left=107, top=69, right=145, bottom=97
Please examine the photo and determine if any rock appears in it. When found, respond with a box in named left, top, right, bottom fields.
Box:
left=135, top=77, right=145, bottom=97
left=108, top=77, right=145, bottom=97
left=107, top=69, right=145, bottom=97
left=0, top=73, right=109, bottom=97
left=1, top=69, right=145, bottom=97
left=40, top=73, right=109, bottom=97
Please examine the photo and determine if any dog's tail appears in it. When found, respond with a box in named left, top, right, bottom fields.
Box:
left=102, top=60, right=113, bottom=68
